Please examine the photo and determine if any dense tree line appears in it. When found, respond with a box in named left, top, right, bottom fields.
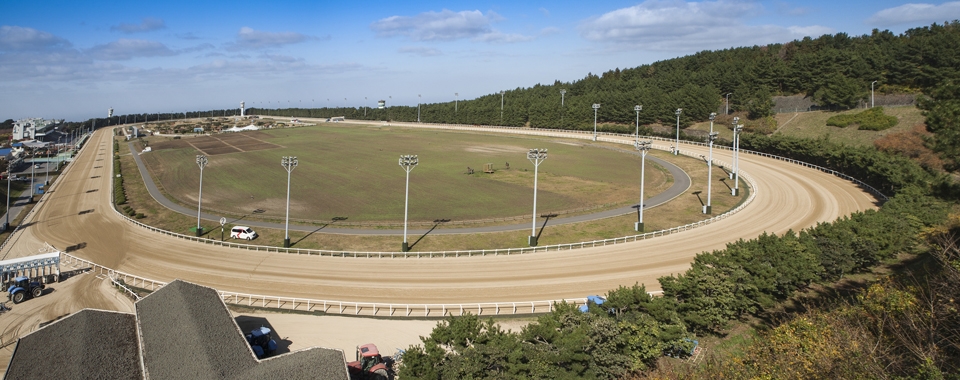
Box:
left=398, top=184, right=949, bottom=379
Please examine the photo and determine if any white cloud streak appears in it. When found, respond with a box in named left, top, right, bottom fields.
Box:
left=0, top=25, right=72, bottom=51
left=371, top=9, right=533, bottom=43
left=867, top=2, right=960, bottom=27
left=578, top=0, right=833, bottom=51
left=111, top=17, right=166, bottom=34
left=226, top=27, right=319, bottom=50
left=86, top=39, right=177, bottom=60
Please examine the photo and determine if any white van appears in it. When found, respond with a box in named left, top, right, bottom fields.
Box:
left=230, top=226, right=258, bottom=240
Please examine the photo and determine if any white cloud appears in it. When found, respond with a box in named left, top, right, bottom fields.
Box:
left=474, top=31, right=534, bottom=43
left=539, top=7, right=550, bottom=17
left=110, top=17, right=166, bottom=34
left=371, top=9, right=499, bottom=41
left=398, top=46, right=443, bottom=56
left=578, top=0, right=832, bottom=51
left=0, top=26, right=72, bottom=51
left=867, top=2, right=960, bottom=27
left=226, top=27, right=318, bottom=50
left=86, top=39, right=177, bottom=61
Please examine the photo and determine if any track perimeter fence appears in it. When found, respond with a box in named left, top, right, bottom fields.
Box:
left=52, top=123, right=886, bottom=318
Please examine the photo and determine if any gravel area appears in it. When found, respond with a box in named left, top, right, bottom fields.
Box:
left=240, top=347, right=348, bottom=380
left=5, top=309, right=140, bottom=379
left=137, top=280, right=256, bottom=379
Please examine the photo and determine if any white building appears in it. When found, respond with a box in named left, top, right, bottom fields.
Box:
left=12, top=118, right=63, bottom=141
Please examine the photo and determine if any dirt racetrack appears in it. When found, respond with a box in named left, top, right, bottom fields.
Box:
left=1, top=122, right=878, bottom=308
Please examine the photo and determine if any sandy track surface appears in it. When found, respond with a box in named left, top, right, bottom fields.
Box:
left=2, top=125, right=878, bottom=306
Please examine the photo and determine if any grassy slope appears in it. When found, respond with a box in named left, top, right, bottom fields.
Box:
left=686, top=106, right=925, bottom=148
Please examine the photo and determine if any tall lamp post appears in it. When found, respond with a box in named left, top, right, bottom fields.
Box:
left=4, top=158, right=11, bottom=231
left=674, top=108, right=682, bottom=155
left=592, top=103, right=601, bottom=141
left=399, top=155, right=418, bottom=252
left=634, top=140, right=651, bottom=231
left=871, top=81, right=878, bottom=108
left=29, top=152, right=35, bottom=203
left=527, top=149, right=547, bottom=246
left=731, top=118, right=743, bottom=196
left=417, top=94, right=421, bottom=123
left=704, top=113, right=717, bottom=214
left=455, top=93, right=459, bottom=113
left=725, top=93, right=732, bottom=115
left=634, top=105, right=643, bottom=138
left=195, top=155, right=208, bottom=237
left=281, top=156, right=298, bottom=247
left=560, top=89, right=567, bottom=125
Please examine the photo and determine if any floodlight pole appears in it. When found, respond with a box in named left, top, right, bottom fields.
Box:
left=634, top=105, right=643, bottom=138
left=4, top=160, right=10, bottom=231
left=732, top=119, right=743, bottom=196
left=29, top=152, right=35, bottom=203
left=871, top=81, right=877, bottom=108
left=195, top=155, right=207, bottom=237
left=527, top=149, right=547, bottom=246
left=635, top=140, right=651, bottom=231
left=560, top=89, right=566, bottom=125
left=455, top=93, right=459, bottom=113
left=364, top=97, right=368, bottom=117
left=399, top=155, right=418, bottom=252
left=705, top=113, right=717, bottom=214
left=281, top=156, right=298, bottom=247
left=725, top=93, right=732, bottom=115
left=674, top=108, right=682, bottom=155
left=417, top=94, right=421, bottom=123
left=592, top=103, right=601, bottom=141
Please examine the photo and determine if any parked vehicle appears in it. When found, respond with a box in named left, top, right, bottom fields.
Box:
left=230, top=226, right=257, bottom=240
left=347, top=344, right=401, bottom=380
left=245, top=326, right=277, bottom=359
left=579, top=295, right=607, bottom=313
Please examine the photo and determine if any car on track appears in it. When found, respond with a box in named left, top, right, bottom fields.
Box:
left=230, top=226, right=258, bottom=240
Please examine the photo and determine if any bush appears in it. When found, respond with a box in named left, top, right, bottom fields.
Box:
left=826, top=107, right=898, bottom=131
left=135, top=213, right=145, bottom=219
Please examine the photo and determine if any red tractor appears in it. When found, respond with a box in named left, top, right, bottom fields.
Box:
left=347, top=343, right=393, bottom=380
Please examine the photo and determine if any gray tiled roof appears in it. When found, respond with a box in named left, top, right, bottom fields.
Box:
left=5, top=309, right=141, bottom=379
left=5, top=280, right=349, bottom=380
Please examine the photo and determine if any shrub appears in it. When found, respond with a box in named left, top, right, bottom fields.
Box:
left=826, top=107, right=898, bottom=131
left=135, top=213, right=145, bottom=219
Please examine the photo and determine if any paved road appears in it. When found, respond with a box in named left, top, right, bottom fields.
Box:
left=1, top=124, right=878, bottom=307
left=125, top=137, right=691, bottom=235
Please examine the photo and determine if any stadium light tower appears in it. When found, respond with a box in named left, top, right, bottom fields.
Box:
left=732, top=118, right=743, bottom=196
left=399, top=155, right=418, bottom=252
left=704, top=113, right=718, bottom=214
left=560, top=89, right=567, bottom=125
left=417, top=94, right=421, bottom=123
left=871, top=81, right=878, bottom=108
left=634, top=140, right=651, bottom=231
left=195, top=155, right=208, bottom=237
left=455, top=93, right=459, bottom=113
left=674, top=108, right=682, bottom=155
left=281, top=156, right=298, bottom=247
left=634, top=105, right=643, bottom=138
left=527, top=149, right=547, bottom=246
left=725, top=93, right=732, bottom=115
left=592, top=103, right=601, bottom=141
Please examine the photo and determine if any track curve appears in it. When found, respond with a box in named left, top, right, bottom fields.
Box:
left=3, top=123, right=878, bottom=306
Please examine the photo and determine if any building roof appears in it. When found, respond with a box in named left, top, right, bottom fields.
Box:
left=5, top=280, right=349, bottom=380
left=5, top=309, right=141, bottom=379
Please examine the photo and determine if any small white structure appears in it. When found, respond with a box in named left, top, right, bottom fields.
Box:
left=241, top=101, right=245, bottom=117
left=224, top=125, right=259, bottom=133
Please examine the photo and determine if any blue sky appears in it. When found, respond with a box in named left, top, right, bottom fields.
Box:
left=2, top=0, right=959, bottom=121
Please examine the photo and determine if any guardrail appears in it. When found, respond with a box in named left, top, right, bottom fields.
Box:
left=60, top=251, right=609, bottom=317
left=108, top=126, right=760, bottom=258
